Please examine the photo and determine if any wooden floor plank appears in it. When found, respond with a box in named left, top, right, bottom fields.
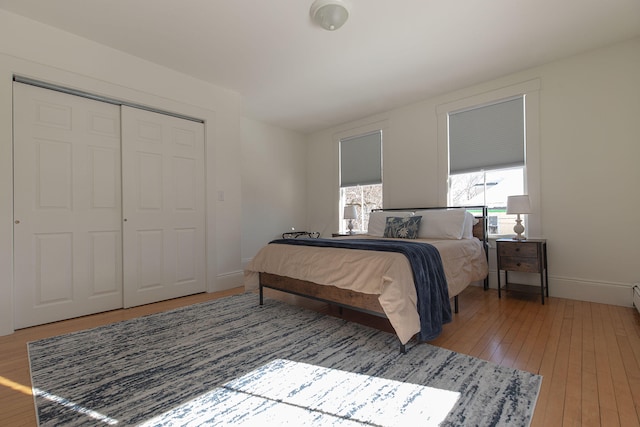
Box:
left=433, top=288, right=499, bottom=354
left=523, top=296, right=561, bottom=375
left=542, top=300, right=572, bottom=426
left=440, top=301, right=506, bottom=357
left=474, top=298, right=527, bottom=361
left=602, top=305, right=640, bottom=427
left=512, top=301, right=547, bottom=371
left=529, top=298, right=566, bottom=427
left=592, top=303, right=621, bottom=426
left=582, top=299, right=601, bottom=427
left=615, top=304, right=640, bottom=415
left=498, top=296, right=543, bottom=368
left=562, top=300, right=583, bottom=427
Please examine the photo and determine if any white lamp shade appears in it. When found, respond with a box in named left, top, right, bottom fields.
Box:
left=343, top=205, right=358, bottom=219
left=310, top=0, right=349, bottom=31
left=506, top=195, right=531, bottom=214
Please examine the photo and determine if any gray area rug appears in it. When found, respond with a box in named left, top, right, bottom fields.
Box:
left=28, top=293, right=541, bottom=426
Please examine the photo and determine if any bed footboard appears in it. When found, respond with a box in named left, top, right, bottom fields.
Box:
left=258, top=272, right=460, bottom=354
left=258, top=273, right=412, bottom=351
left=259, top=272, right=386, bottom=317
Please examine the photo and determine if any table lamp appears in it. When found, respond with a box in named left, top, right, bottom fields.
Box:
left=506, top=195, right=530, bottom=240
left=343, top=205, right=358, bottom=235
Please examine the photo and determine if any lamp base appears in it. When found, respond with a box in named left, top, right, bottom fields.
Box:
left=512, top=215, right=526, bottom=240
left=347, top=219, right=355, bottom=235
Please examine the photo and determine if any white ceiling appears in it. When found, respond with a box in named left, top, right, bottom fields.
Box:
left=1, top=0, right=639, bottom=134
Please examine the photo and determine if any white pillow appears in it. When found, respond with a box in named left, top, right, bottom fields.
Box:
left=367, top=211, right=414, bottom=237
left=462, top=210, right=480, bottom=239
left=415, top=209, right=467, bottom=240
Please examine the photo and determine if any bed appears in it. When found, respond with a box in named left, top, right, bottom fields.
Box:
left=244, top=206, right=489, bottom=352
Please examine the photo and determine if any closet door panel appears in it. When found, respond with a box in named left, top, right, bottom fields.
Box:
left=122, top=106, right=205, bottom=307
left=13, top=83, right=122, bottom=329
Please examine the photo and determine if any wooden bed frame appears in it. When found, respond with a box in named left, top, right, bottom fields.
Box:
left=258, top=206, right=489, bottom=352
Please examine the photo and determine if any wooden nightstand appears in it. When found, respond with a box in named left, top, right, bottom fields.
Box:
left=496, top=238, right=548, bottom=304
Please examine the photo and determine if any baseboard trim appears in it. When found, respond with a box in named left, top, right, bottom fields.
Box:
left=486, top=270, right=633, bottom=307
left=545, top=276, right=632, bottom=307
left=210, top=270, right=244, bottom=293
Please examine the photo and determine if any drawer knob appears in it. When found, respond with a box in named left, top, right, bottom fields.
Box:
left=515, top=248, right=520, bottom=252
left=516, top=262, right=521, bottom=267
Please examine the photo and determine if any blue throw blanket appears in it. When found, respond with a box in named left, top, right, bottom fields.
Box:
left=269, top=238, right=452, bottom=341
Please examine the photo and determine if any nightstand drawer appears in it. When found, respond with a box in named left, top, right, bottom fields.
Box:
left=497, top=242, right=538, bottom=258
left=499, top=256, right=540, bottom=273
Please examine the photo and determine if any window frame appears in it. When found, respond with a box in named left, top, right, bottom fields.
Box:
left=436, top=80, right=541, bottom=237
left=339, top=183, right=383, bottom=233
left=448, top=166, right=526, bottom=237
left=334, top=121, right=387, bottom=235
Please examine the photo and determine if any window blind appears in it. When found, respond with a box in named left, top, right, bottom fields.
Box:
left=340, top=131, right=382, bottom=187
left=449, top=97, right=524, bottom=174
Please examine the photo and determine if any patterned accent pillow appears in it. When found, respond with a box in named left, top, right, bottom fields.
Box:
left=383, top=216, right=422, bottom=239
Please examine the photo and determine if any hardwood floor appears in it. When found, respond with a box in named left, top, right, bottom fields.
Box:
left=1, top=285, right=639, bottom=426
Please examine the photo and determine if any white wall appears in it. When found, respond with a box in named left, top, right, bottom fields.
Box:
left=0, top=10, right=243, bottom=335
left=241, top=118, right=307, bottom=265
left=307, top=37, right=640, bottom=307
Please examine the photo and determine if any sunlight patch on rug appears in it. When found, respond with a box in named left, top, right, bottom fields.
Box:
left=141, top=359, right=460, bottom=426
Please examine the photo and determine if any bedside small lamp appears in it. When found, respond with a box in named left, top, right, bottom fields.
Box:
left=506, top=195, right=530, bottom=241
left=343, top=205, right=358, bottom=235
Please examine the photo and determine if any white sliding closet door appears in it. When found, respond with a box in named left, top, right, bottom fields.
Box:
left=13, top=83, right=123, bottom=329
left=121, top=106, right=206, bottom=307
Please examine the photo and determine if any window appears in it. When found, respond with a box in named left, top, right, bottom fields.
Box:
left=339, top=131, right=383, bottom=233
left=448, top=97, right=525, bottom=235
left=449, top=167, right=525, bottom=235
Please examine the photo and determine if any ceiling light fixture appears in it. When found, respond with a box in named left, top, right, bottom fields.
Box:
left=310, top=0, right=349, bottom=31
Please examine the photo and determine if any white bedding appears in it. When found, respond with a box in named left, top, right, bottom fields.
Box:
left=244, top=235, right=488, bottom=345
